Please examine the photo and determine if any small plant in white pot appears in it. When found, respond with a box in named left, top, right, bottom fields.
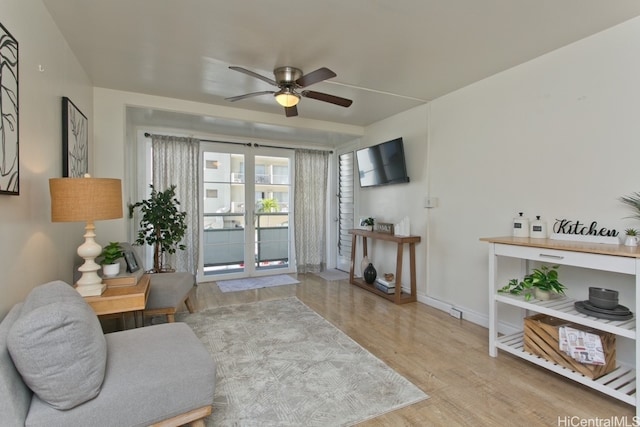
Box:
left=624, top=228, right=639, bottom=247
left=362, top=217, right=375, bottom=231
left=498, top=265, right=567, bottom=301
left=99, top=242, right=124, bottom=277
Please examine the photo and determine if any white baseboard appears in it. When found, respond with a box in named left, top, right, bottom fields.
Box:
left=417, top=294, right=519, bottom=336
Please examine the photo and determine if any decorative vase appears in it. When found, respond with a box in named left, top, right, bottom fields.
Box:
left=363, top=263, right=377, bottom=284
left=624, top=236, right=638, bottom=247
left=360, top=256, right=370, bottom=277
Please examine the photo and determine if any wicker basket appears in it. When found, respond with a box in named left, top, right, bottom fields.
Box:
left=523, top=314, right=616, bottom=379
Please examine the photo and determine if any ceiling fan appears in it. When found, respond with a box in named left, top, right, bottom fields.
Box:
left=225, top=66, right=353, bottom=117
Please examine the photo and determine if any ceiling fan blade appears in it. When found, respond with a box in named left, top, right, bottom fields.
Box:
left=285, top=105, right=298, bottom=117
left=295, top=67, right=337, bottom=87
left=229, top=66, right=277, bottom=86
left=225, top=91, right=275, bottom=102
left=301, top=90, right=353, bottom=108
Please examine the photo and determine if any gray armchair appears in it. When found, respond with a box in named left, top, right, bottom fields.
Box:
left=1, top=281, right=215, bottom=426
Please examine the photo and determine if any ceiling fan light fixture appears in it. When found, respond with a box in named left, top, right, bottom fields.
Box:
left=274, top=88, right=300, bottom=107
left=228, top=65, right=352, bottom=116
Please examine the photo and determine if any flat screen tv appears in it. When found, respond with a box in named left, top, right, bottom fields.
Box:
left=356, top=137, right=410, bottom=188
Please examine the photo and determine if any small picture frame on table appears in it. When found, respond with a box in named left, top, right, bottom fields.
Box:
left=123, top=251, right=140, bottom=273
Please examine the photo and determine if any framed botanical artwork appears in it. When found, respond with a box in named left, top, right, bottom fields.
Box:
left=0, top=22, right=19, bottom=195
left=62, top=97, right=88, bottom=177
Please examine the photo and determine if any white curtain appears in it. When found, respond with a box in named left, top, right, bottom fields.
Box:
left=294, top=149, right=329, bottom=273
left=152, top=135, right=200, bottom=275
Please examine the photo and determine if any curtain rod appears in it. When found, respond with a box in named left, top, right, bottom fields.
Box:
left=144, top=132, right=333, bottom=154
left=253, top=142, right=333, bottom=154
left=144, top=132, right=251, bottom=147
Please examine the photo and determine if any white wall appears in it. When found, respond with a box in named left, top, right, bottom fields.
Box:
left=357, top=105, right=429, bottom=291
left=0, top=0, right=93, bottom=316
left=92, top=16, right=640, bottom=332
left=427, top=17, right=640, bottom=326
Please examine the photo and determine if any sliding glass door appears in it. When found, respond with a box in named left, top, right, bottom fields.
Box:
left=198, top=142, right=294, bottom=281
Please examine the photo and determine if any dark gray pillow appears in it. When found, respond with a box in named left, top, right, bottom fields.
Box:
left=7, top=281, right=107, bottom=410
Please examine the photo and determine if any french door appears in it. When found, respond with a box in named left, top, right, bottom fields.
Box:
left=198, top=142, right=294, bottom=282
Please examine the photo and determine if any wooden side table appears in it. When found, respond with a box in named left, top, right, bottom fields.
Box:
left=83, top=274, right=150, bottom=328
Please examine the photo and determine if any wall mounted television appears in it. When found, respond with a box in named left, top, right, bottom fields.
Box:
left=356, top=137, right=410, bottom=188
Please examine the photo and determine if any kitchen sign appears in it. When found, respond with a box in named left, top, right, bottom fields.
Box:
left=551, top=219, right=620, bottom=244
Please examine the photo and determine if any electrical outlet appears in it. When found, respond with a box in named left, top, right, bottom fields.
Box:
left=424, top=196, right=438, bottom=208
left=449, top=308, right=462, bottom=319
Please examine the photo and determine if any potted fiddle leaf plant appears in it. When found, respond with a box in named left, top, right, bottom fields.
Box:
left=498, top=265, right=567, bottom=301
left=129, top=184, right=187, bottom=273
left=98, top=242, right=124, bottom=277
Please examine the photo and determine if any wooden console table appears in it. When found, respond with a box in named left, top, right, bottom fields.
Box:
left=83, top=274, right=150, bottom=328
left=348, top=229, right=421, bottom=304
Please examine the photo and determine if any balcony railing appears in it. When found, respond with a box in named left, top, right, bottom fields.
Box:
left=202, top=212, right=289, bottom=272
left=229, top=172, right=289, bottom=185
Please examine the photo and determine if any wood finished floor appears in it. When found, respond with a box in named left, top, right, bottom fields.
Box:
left=185, top=273, right=634, bottom=426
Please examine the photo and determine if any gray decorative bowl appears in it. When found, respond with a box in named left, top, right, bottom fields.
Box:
left=588, top=287, right=619, bottom=309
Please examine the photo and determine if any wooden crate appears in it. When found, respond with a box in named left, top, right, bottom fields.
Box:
left=523, top=314, right=616, bottom=379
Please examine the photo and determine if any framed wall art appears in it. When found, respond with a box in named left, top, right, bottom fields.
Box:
left=62, top=97, right=88, bottom=177
left=0, top=22, right=19, bottom=195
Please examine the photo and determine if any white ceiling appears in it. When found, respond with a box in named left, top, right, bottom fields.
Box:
left=42, top=0, right=640, bottom=143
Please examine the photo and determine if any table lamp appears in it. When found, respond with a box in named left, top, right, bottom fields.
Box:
left=49, top=176, right=123, bottom=296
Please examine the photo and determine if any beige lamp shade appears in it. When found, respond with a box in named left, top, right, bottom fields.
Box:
left=49, top=177, right=123, bottom=222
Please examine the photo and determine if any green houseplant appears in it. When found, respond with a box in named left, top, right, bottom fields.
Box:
left=257, top=198, right=279, bottom=213
left=620, top=192, right=640, bottom=220
left=362, top=217, right=375, bottom=231
left=498, top=265, right=567, bottom=301
left=624, top=228, right=639, bottom=247
left=129, top=184, right=187, bottom=273
left=98, top=242, right=124, bottom=277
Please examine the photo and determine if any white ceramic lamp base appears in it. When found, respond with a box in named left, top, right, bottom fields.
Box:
left=75, top=222, right=106, bottom=297
left=76, top=283, right=107, bottom=297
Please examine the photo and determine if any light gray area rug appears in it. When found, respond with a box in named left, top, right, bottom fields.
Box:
left=178, top=298, right=428, bottom=426
left=216, top=274, right=300, bottom=293
left=314, top=269, right=350, bottom=281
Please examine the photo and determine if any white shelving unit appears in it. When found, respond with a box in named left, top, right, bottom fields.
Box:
left=481, top=236, right=639, bottom=413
